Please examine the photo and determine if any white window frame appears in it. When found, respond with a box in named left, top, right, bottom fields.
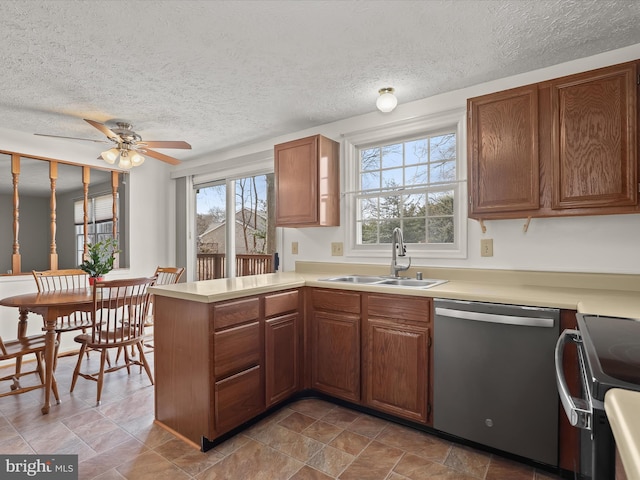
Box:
left=343, top=108, right=467, bottom=259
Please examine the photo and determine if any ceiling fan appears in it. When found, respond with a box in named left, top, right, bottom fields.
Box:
left=35, top=118, right=191, bottom=168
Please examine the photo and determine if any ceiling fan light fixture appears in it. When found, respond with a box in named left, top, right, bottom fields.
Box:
left=376, top=87, right=398, bottom=113
left=130, top=152, right=145, bottom=166
left=118, top=151, right=133, bottom=170
left=101, top=148, right=120, bottom=164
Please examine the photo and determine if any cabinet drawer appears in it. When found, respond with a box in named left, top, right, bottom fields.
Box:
left=312, top=288, right=360, bottom=314
left=265, top=290, right=299, bottom=318
left=367, top=294, right=431, bottom=324
left=214, top=365, right=264, bottom=435
left=214, top=321, right=260, bottom=378
left=214, top=297, right=260, bottom=330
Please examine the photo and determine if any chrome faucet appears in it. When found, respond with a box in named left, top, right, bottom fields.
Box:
left=390, top=227, right=411, bottom=277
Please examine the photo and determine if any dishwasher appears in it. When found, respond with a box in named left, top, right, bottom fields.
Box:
left=433, top=299, right=560, bottom=467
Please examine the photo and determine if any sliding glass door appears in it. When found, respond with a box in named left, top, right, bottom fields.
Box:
left=195, top=173, right=275, bottom=280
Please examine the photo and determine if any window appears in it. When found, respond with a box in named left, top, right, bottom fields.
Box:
left=74, top=194, right=118, bottom=266
left=345, top=109, right=467, bottom=258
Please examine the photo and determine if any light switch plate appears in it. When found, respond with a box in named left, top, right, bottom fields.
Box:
left=291, top=241, right=298, bottom=255
left=331, top=242, right=343, bottom=256
left=481, top=238, right=493, bottom=257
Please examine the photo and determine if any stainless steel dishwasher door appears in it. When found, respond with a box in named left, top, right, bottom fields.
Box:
left=433, top=299, right=560, bottom=467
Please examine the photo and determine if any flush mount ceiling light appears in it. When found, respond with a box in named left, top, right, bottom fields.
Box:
left=376, top=87, right=398, bottom=113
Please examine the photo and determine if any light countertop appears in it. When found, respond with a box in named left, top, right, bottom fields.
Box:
left=150, top=265, right=640, bottom=319
left=605, top=389, right=640, bottom=479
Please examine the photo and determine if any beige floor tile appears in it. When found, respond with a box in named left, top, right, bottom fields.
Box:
left=346, top=414, right=387, bottom=438
left=279, top=411, right=318, bottom=433
left=329, top=430, right=371, bottom=456
left=307, top=444, right=355, bottom=477
left=302, top=420, right=343, bottom=443
left=290, top=465, right=335, bottom=480
left=394, top=452, right=478, bottom=480
left=444, top=444, right=491, bottom=479
left=376, top=423, right=452, bottom=463
left=196, top=438, right=303, bottom=480
left=115, top=450, right=191, bottom=479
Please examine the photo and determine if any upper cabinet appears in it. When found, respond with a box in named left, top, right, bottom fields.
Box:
left=468, top=84, right=539, bottom=215
left=274, top=134, right=340, bottom=227
left=468, top=60, right=639, bottom=220
left=550, top=63, right=637, bottom=210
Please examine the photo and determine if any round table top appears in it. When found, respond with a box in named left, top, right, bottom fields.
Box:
left=0, top=289, right=93, bottom=308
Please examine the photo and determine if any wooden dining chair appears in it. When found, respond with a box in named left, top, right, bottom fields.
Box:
left=117, top=266, right=185, bottom=361
left=0, top=330, right=60, bottom=401
left=32, top=269, right=94, bottom=370
left=70, top=276, right=156, bottom=405
left=142, top=266, right=185, bottom=348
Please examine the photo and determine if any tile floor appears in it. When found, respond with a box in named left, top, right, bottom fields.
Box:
left=0, top=353, right=564, bottom=480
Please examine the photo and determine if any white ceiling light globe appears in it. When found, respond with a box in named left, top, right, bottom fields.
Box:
left=376, top=87, right=397, bottom=113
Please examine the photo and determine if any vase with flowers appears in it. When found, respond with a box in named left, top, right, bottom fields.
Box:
left=79, top=238, right=120, bottom=285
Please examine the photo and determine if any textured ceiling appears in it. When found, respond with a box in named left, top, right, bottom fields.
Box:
left=1, top=0, right=640, bottom=165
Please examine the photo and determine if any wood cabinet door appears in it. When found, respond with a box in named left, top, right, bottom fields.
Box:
left=311, top=309, right=360, bottom=402
left=213, top=321, right=261, bottom=378
left=265, top=313, right=298, bottom=407
left=468, top=84, right=540, bottom=216
left=364, top=318, right=429, bottom=424
left=275, top=135, right=319, bottom=226
left=214, top=365, right=264, bottom=435
left=550, top=62, right=637, bottom=209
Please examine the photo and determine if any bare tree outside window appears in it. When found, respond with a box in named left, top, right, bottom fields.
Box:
left=356, top=132, right=456, bottom=246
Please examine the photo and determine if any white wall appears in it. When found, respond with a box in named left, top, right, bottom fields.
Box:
left=176, top=43, right=640, bottom=276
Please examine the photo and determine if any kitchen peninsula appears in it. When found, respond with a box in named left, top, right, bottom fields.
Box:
left=149, top=263, right=640, bottom=476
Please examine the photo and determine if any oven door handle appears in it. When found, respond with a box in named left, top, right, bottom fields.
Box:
left=555, top=329, right=592, bottom=430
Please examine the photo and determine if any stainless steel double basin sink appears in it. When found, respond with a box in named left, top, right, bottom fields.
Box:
left=318, top=274, right=447, bottom=289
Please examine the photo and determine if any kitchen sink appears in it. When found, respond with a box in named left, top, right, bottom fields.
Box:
left=319, top=275, right=386, bottom=284
left=377, top=278, right=448, bottom=288
left=318, top=275, right=447, bottom=289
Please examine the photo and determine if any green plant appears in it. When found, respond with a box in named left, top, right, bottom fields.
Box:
left=79, top=238, right=120, bottom=277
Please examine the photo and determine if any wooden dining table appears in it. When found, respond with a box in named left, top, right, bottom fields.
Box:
left=0, top=289, right=94, bottom=414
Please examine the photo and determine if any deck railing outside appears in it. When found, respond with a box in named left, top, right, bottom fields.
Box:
left=196, top=253, right=275, bottom=280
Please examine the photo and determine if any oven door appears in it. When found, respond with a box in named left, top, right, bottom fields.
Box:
left=555, top=329, right=593, bottom=430
left=555, top=328, right=614, bottom=480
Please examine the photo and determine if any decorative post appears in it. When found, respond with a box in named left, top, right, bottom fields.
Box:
left=111, top=171, right=119, bottom=268
left=11, top=154, right=21, bottom=274
left=82, top=166, right=90, bottom=260
left=49, top=161, right=58, bottom=270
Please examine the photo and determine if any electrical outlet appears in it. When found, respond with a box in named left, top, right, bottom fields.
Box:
left=481, top=238, right=494, bottom=257
left=291, top=241, right=298, bottom=255
left=331, top=242, right=343, bottom=256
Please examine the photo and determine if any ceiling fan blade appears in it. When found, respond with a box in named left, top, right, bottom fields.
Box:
left=84, top=119, right=122, bottom=142
left=139, top=140, right=192, bottom=149
left=34, top=133, right=109, bottom=144
left=138, top=148, right=182, bottom=165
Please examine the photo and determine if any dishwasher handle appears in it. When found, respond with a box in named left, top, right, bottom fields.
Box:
left=434, top=307, right=555, bottom=328
left=554, top=329, right=591, bottom=430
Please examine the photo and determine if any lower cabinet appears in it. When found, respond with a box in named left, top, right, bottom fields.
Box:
left=364, top=294, right=432, bottom=424
left=265, top=290, right=301, bottom=407
left=310, top=289, right=361, bottom=402
left=214, top=365, right=263, bottom=434
left=155, top=286, right=433, bottom=449
left=154, top=289, right=302, bottom=448
left=212, top=297, right=264, bottom=437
